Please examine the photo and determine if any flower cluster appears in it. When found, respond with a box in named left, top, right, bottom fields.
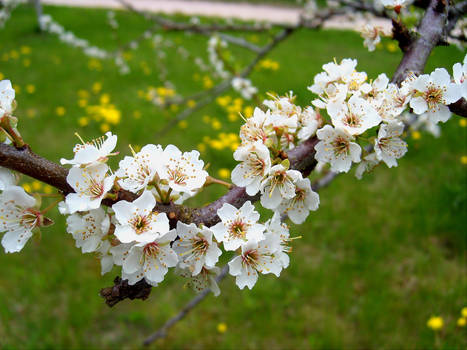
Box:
left=308, top=57, right=464, bottom=178
left=232, top=93, right=322, bottom=224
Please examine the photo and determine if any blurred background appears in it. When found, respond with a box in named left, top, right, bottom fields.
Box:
left=0, top=1, right=466, bottom=349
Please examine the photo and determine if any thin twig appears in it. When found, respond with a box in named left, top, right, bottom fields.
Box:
left=143, top=265, right=230, bottom=345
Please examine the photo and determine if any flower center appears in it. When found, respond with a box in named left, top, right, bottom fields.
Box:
left=229, top=219, right=248, bottom=239
left=343, top=112, right=361, bottom=128
left=20, top=209, right=41, bottom=229
left=192, top=235, right=209, bottom=254
left=168, top=167, right=188, bottom=185
left=143, top=242, right=159, bottom=258
left=130, top=215, right=150, bottom=234
left=246, top=154, right=266, bottom=177
left=331, top=136, right=350, bottom=156
left=424, top=86, right=444, bottom=110
left=241, top=249, right=259, bottom=268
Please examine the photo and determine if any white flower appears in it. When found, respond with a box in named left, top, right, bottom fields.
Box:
left=0, top=80, right=15, bottom=116
left=264, top=213, right=292, bottom=269
left=360, top=24, right=384, bottom=52
left=308, top=58, right=358, bottom=95
left=277, top=176, right=319, bottom=224
left=380, top=83, right=411, bottom=120
left=410, top=68, right=462, bottom=123
left=374, top=122, right=408, bottom=167
left=173, top=222, right=222, bottom=276
left=380, top=0, right=411, bottom=12
left=315, top=125, right=362, bottom=173
left=0, top=166, right=16, bottom=191
left=228, top=236, right=282, bottom=290
left=111, top=230, right=178, bottom=286
left=159, top=145, right=208, bottom=193
left=231, top=77, right=258, bottom=100
left=211, top=201, right=265, bottom=251
left=65, top=163, right=115, bottom=213
left=355, top=153, right=380, bottom=179
left=0, top=186, right=41, bottom=253
left=328, top=95, right=381, bottom=136
left=115, top=144, right=163, bottom=193
left=239, top=107, right=271, bottom=145
left=97, top=240, right=114, bottom=275
left=112, top=190, right=169, bottom=244
left=453, top=55, right=467, bottom=99
left=66, top=207, right=110, bottom=253
left=231, top=141, right=271, bottom=196
left=297, top=107, right=321, bottom=141
left=178, top=266, right=221, bottom=296
left=60, top=132, right=118, bottom=167
left=260, top=164, right=302, bottom=210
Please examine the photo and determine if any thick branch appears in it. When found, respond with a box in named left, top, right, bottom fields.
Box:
left=392, top=0, right=447, bottom=84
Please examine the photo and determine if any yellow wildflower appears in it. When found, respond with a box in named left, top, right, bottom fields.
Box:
left=32, top=180, right=42, bottom=191
left=386, top=42, right=398, bottom=53
left=216, top=95, right=231, bottom=107
left=92, top=82, right=102, bottom=94
left=13, top=84, right=20, bottom=94
left=462, top=307, right=467, bottom=318
left=462, top=156, right=467, bottom=165
left=133, top=110, right=141, bottom=119
left=77, top=89, right=90, bottom=99
left=23, top=59, right=31, bottom=67
left=187, top=99, right=196, bottom=108
left=457, top=318, right=466, bottom=327
left=78, top=99, right=88, bottom=108
left=0, top=72, right=4, bottom=80
left=20, top=46, right=31, bottom=55
left=460, top=119, right=467, bottom=128
left=10, top=50, right=19, bottom=59
left=217, top=323, right=227, bottom=334
left=78, top=117, right=89, bottom=127
left=22, top=183, right=32, bottom=193
left=412, top=131, right=421, bottom=140
left=178, top=120, right=188, bottom=129
left=100, top=123, right=110, bottom=133
left=243, top=106, right=254, bottom=118
left=26, top=84, right=35, bottom=94
left=228, top=113, right=238, bottom=122
left=55, top=106, right=66, bottom=116
left=202, top=115, right=211, bottom=123
left=100, top=94, right=110, bottom=105
left=197, top=143, right=206, bottom=153
left=43, top=185, right=53, bottom=194
left=427, top=316, right=443, bottom=331
left=203, top=76, right=213, bottom=89
left=211, top=119, right=222, bottom=130
left=218, top=168, right=230, bottom=179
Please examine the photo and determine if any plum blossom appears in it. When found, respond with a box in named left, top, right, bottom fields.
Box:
left=277, top=176, right=319, bottom=224
left=360, top=24, right=384, bottom=52
left=65, top=207, right=110, bottom=253
left=112, top=190, right=169, bottom=244
left=0, top=186, right=45, bottom=253
left=239, top=107, right=272, bottom=145
left=60, top=132, right=118, bottom=167
left=355, top=153, right=380, bottom=179
left=380, top=0, right=412, bottom=13
left=65, top=163, right=115, bottom=213
left=0, top=80, right=15, bottom=117
left=231, top=141, right=271, bottom=196
left=0, top=166, right=16, bottom=191
left=231, top=77, right=258, bottom=100
left=178, top=266, right=221, bottom=296
left=410, top=68, right=462, bottom=123
left=228, top=235, right=282, bottom=290
left=308, top=58, right=358, bottom=95
left=297, top=107, right=321, bottom=141
left=115, top=144, right=163, bottom=193
left=172, top=222, right=221, bottom=276
left=97, top=240, right=114, bottom=275
left=453, top=55, right=467, bottom=99
left=328, top=95, right=381, bottom=136
left=159, top=145, right=208, bottom=193
left=211, top=201, right=265, bottom=251
left=374, top=122, right=408, bottom=168
left=260, top=164, right=301, bottom=210
left=315, top=125, right=361, bottom=173
left=111, top=230, right=178, bottom=286
left=264, top=213, right=292, bottom=269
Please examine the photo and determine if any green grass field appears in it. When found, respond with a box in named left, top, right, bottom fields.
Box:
left=0, top=4, right=466, bottom=349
